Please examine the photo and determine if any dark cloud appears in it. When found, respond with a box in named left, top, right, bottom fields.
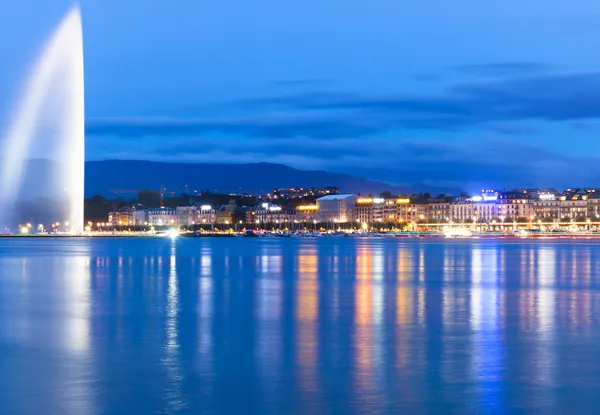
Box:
left=89, top=133, right=599, bottom=191
left=449, top=62, right=553, bottom=77
left=237, top=70, right=600, bottom=130
left=271, top=78, right=332, bottom=87
left=412, top=73, right=440, bottom=82
left=86, top=114, right=381, bottom=139
left=85, top=65, right=600, bottom=189
left=91, top=68, right=600, bottom=141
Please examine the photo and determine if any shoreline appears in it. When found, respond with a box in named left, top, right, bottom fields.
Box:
left=3, top=232, right=600, bottom=240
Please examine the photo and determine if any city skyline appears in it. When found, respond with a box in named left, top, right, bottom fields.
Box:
left=1, top=0, right=600, bottom=191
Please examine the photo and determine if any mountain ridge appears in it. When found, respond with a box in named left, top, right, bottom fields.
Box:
left=84, top=159, right=411, bottom=197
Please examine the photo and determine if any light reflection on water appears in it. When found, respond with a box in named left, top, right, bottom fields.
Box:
left=1, top=238, right=600, bottom=414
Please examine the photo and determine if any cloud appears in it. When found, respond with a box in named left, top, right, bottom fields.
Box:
left=449, top=62, right=553, bottom=77
left=86, top=113, right=381, bottom=139
left=90, top=68, right=600, bottom=141
left=236, top=70, right=600, bottom=130
left=271, top=78, right=332, bottom=87
left=85, top=64, right=600, bottom=189
left=88, top=131, right=600, bottom=190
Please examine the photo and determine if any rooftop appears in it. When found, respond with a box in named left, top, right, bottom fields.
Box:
left=317, top=194, right=355, bottom=201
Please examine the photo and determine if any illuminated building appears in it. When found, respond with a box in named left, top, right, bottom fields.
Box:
left=316, top=194, right=357, bottom=223
left=108, top=206, right=147, bottom=227
left=354, top=197, right=384, bottom=223
left=497, top=190, right=535, bottom=221
left=147, top=207, right=177, bottom=226
left=450, top=190, right=501, bottom=223
left=246, top=203, right=296, bottom=225
left=175, top=206, right=199, bottom=226
left=197, top=205, right=217, bottom=225
left=295, top=204, right=319, bottom=222
left=272, top=186, right=339, bottom=200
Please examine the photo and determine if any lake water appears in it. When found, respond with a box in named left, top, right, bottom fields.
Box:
left=1, top=238, right=600, bottom=414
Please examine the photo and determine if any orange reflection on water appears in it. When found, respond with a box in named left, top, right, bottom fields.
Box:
left=353, top=245, right=375, bottom=402
left=296, top=247, right=319, bottom=394
left=396, top=248, right=412, bottom=368
left=396, top=247, right=413, bottom=327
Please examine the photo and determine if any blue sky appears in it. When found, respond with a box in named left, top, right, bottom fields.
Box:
left=1, top=0, right=600, bottom=191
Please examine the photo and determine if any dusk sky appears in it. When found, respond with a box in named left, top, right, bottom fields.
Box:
left=1, top=0, right=600, bottom=192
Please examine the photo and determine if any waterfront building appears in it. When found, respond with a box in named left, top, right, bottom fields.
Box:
left=396, top=198, right=427, bottom=223
left=108, top=206, right=135, bottom=227
left=108, top=206, right=147, bottom=227
left=215, top=204, right=235, bottom=225
left=316, top=194, right=357, bottom=223
left=426, top=198, right=453, bottom=222
left=295, top=204, right=318, bottom=223
left=585, top=189, right=600, bottom=219
left=558, top=189, right=589, bottom=221
left=497, top=190, right=534, bottom=221
left=354, top=197, right=385, bottom=223
left=355, top=197, right=376, bottom=223
left=147, top=208, right=176, bottom=226
left=175, top=206, right=199, bottom=226
left=197, top=205, right=217, bottom=225
left=450, top=191, right=500, bottom=223
left=247, top=203, right=296, bottom=225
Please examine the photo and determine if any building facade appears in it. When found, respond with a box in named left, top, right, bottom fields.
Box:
left=316, top=194, right=357, bottom=223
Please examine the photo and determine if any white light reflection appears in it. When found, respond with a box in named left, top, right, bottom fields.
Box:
left=371, top=245, right=385, bottom=395
left=470, top=247, right=503, bottom=411
left=256, top=246, right=283, bottom=402
left=164, top=240, right=184, bottom=411
left=59, top=245, right=97, bottom=415
left=64, top=255, right=91, bottom=353
left=536, top=248, right=556, bottom=389
left=198, top=245, right=214, bottom=378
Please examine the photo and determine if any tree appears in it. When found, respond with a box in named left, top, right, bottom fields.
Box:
left=380, top=191, right=392, bottom=199
left=137, top=190, right=161, bottom=208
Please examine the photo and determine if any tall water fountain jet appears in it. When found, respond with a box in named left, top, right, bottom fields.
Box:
left=0, top=5, right=84, bottom=234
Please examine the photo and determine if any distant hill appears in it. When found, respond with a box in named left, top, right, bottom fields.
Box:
left=84, top=160, right=409, bottom=197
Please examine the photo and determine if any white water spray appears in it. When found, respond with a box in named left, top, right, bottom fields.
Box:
left=0, top=5, right=84, bottom=233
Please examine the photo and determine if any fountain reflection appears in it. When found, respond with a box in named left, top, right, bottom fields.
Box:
left=64, top=255, right=92, bottom=353
left=57, top=242, right=97, bottom=415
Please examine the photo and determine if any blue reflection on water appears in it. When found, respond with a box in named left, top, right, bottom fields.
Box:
left=2, top=238, right=600, bottom=414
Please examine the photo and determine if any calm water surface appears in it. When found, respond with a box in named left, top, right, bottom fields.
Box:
left=1, top=238, right=600, bottom=414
